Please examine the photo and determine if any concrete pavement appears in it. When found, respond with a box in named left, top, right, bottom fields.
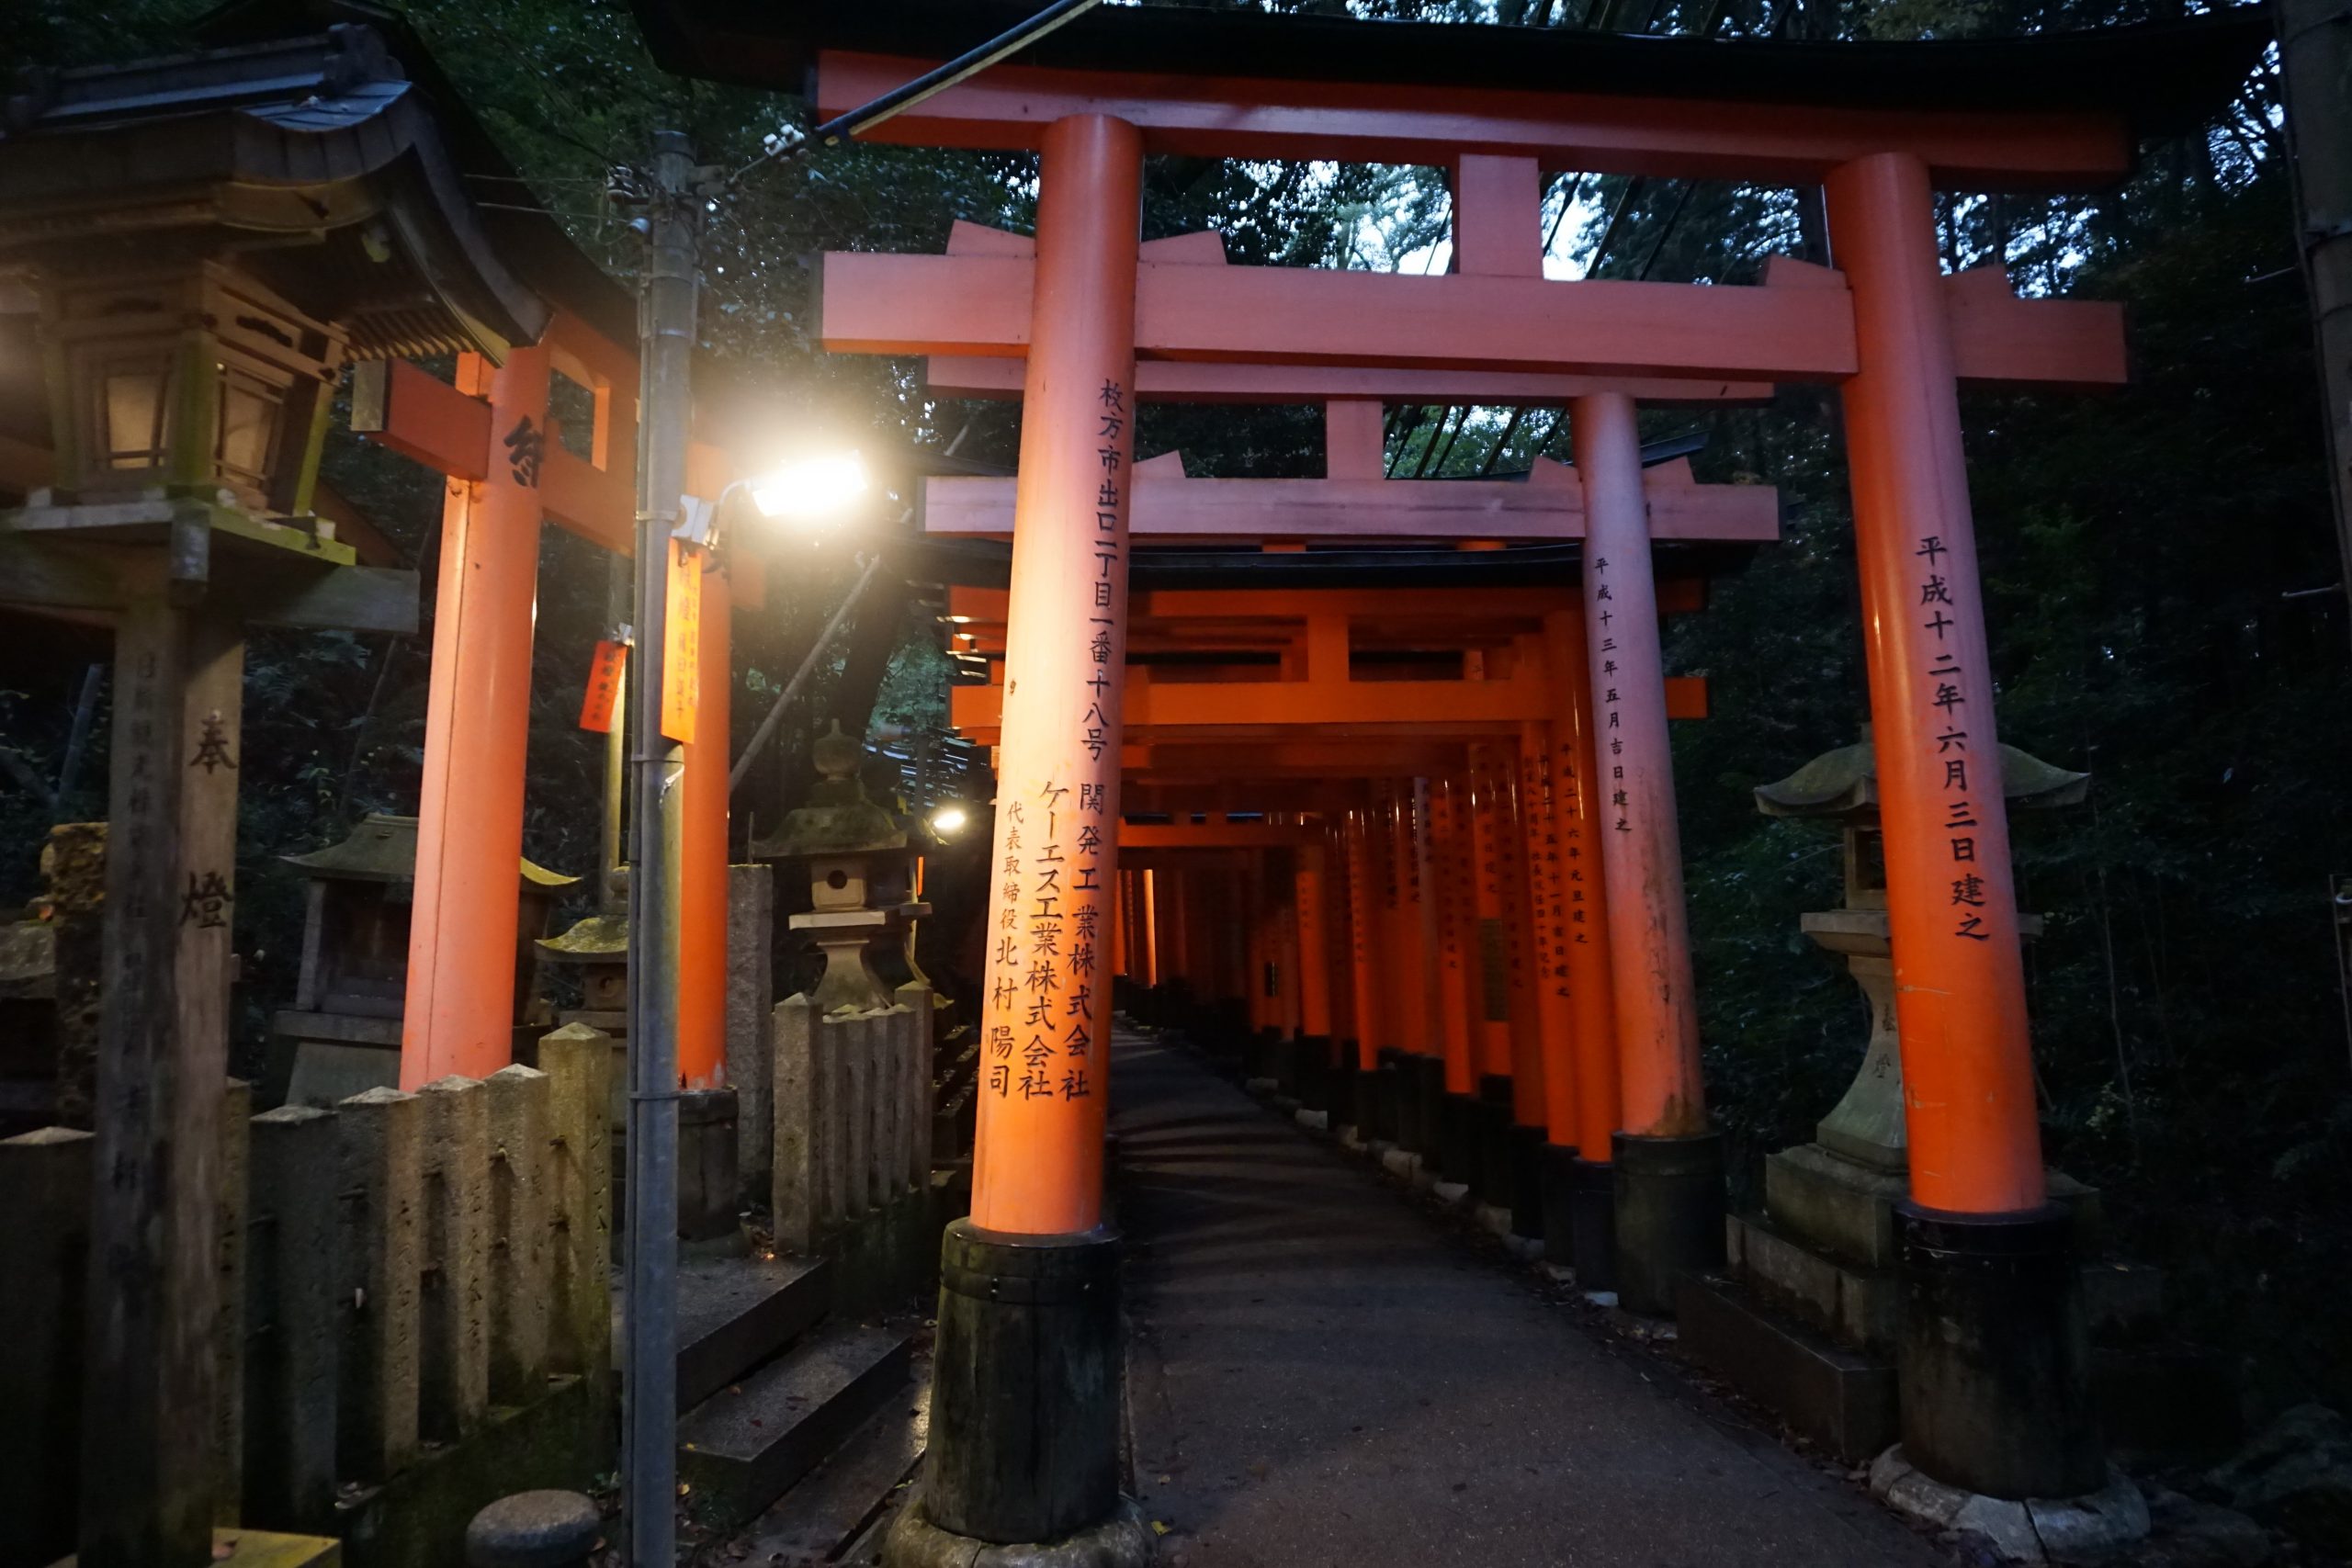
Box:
left=1114, top=1025, right=1948, bottom=1568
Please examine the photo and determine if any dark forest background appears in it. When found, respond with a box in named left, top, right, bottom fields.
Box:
left=4, top=0, right=2346, bottom=1420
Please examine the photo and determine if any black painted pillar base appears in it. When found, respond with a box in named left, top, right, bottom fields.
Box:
left=1372, top=1048, right=1403, bottom=1143
left=1539, top=1143, right=1582, bottom=1263
left=1338, top=1055, right=1373, bottom=1135
left=1438, top=1092, right=1482, bottom=1185
left=1476, top=1076, right=1515, bottom=1207
left=1409, top=1056, right=1448, bottom=1157
left=1896, top=1202, right=2103, bottom=1501
left=1390, top=1055, right=1422, bottom=1152
left=1509, top=1124, right=1546, bottom=1240
left=1611, top=1131, right=1724, bottom=1315
left=905, top=1221, right=1131, bottom=1554
left=1568, top=1156, right=1617, bottom=1289
left=1295, top=1034, right=1332, bottom=1112
left=677, top=1088, right=741, bottom=1244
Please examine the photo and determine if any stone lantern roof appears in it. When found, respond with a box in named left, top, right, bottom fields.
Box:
left=1754, top=739, right=2088, bottom=820
left=750, top=722, right=910, bottom=863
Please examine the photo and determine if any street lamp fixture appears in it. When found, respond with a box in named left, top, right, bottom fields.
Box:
left=930, top=802, right=970, bottom=837
left=749, top=449, right=869, bottom=525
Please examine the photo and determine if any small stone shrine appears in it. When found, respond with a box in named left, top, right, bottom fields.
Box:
left=273, top=812, right=574, bottom=1104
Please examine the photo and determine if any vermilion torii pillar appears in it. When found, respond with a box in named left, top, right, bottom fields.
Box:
left=893, top=114, right=1153, bottom=1567
left=1340, top=801, right=1385, bottom=1139
left=1574, top=390, right=1723, bottom=1315
left=1827, top=151, right=2101, bottom=1501
left=402, top=344, right=550, bottom=1087
left=1429, top=775, right=1481, bottom=1187
left=1544, top=607, right=1624, bottom=1287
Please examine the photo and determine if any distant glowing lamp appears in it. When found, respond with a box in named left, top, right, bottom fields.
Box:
left=929, top=803, right=970, bottom=838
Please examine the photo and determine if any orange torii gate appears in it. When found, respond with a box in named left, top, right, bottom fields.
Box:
left=631, top=0, right=2267, bottom=1551
left=356, top=335, right=747, bottom=1105
left=964, top=574, right=1688, bottom=1271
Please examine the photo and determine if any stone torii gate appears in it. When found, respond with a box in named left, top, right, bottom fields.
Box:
left=632, top=0, right=2266, bottom=1556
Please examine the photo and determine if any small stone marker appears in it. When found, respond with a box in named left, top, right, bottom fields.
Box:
left=465, top=1489, right=604, bottom=1568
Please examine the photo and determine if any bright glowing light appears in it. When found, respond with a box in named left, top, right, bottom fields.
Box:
left=748, top=451, right=868, bottom=524
left=930, top=803, right=970, bottom=837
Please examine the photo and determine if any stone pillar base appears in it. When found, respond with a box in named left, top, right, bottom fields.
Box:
left=920, top=1222, right=1124, bottom=1545
left=677, top=1087, right=741, bottom=1246
left=1869, top=1447, right=2143, bottom=1563
left=1896, top=1202, right=2103, bottom=1500
left=1509, top=1124, right=1547, bottom=1241
left=1568, top=1155, right=1618, bottom=1290
left=885, top=1492, right=1155, bottom=1568
left=1612, top=1130, right=1724, bottom=1315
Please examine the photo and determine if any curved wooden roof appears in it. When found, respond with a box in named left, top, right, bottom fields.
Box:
left=0, top=25, right=549, bottom=360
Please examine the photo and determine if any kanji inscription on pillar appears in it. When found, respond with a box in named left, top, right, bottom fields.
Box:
left=1915, top=532, right=2003, bottom=945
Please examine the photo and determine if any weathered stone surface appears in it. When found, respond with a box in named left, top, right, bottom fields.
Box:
left=245, top=1105, right=341, bottom=1530
left=727, top=864, right=775, bottom=1199
left=483, top=1066, right=551, bottom=1405
left=772, top=995, right=817, bottom=1251
left=1730, top=1213, right=1898, bottom=1352
left=416, top=1075, right=492, bottom=1443
left=882, top=1493, right=1154, bottom=1568
left=841, top=1010, right=875, bottom=1222
left=899, top=982, right=934, bottom=1191
left=677, top=1088, right=741, bottom=1244
left=1871, top=1446, right=2146, bottom=1564
left=218, top=1078, right=253, bottom=1523
left=1763, top=1141, right=1906, bottom=1269
left=2210, top=1403, right=2352, bottom=1553
left=337, top=1085, right=423, bottom=1483
left=2027, top=1473, right=2151, bottom=1561
left=44, top=821, right=106, bottom=1129
left=1677, top=1272, right=1896, bottom=1464
left=464, top=1488, right=603, bottom=1567
left=0, top=1125, right=93, bottom=1565
left=2142, top=1487, right=2276, bottom=1568
left=1952, top=1493, right=2049, bottom=1564
left=537, top=1025, right=612, bottom=1382
left=864, top=1008, right=902, bottom=1211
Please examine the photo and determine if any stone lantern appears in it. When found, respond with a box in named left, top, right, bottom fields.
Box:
left=1680, top=731, right=2086, bottom=1461
left=273, top=813, right=575, bottom=1105
left=1750, top=735, right=2086, bottom=1184
left=752, top=721, right=919, bottom=1015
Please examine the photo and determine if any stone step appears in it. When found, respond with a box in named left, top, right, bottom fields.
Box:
left=739, top=1371, right=929, bottom=1561
left=675, top=1252, right=834, bottom=1412
left=677, top=1322, right=915, bottom=1529
left=1677, top=1270, right=1898, bottom=1465
left=614, top=1251, right=834, bottom=1413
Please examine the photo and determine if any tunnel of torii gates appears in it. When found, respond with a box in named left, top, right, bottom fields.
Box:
left=621, top=0, right=2267, bottom=1558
